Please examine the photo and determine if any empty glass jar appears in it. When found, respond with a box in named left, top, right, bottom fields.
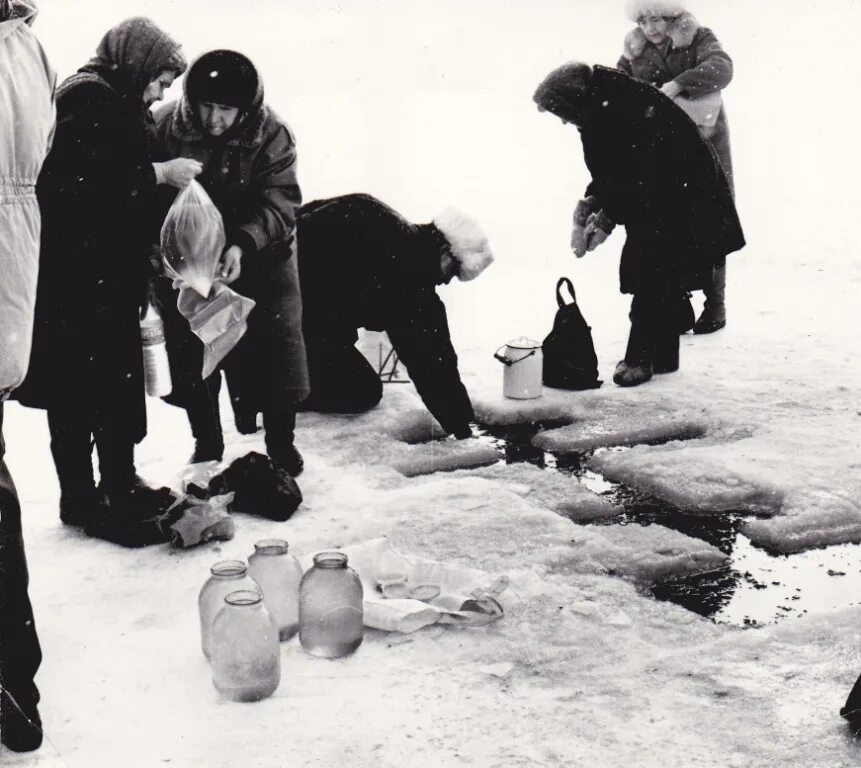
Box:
left=247, top=539, right=304, bottom=640
left=210, top=589, right=280, bottom=702
left=198, top=560, right=260, bottom=660
left=299, top=551, right=364, bottom=658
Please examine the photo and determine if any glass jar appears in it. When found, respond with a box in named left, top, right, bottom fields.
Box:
left=299, top=551, right=364, bottom=658
left=210, top=589, right=280, bottom=702
left=247, top=539, right=304, bottom=641
left=198, top=560, right=260, bottom=660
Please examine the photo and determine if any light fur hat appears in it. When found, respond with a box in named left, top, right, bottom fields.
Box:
left=433, top=207, right=494, bottom=282
left=625, top=0, right=686, bottom=21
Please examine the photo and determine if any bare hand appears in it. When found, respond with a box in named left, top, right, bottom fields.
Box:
left=161, top=158, right=203, bottom=189
left=219, top=245, right=243, bottom=284
left=660, top=81, right=682, bottom=99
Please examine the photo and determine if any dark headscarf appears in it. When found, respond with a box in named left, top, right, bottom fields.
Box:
left=533, top=61, right=594, bottom=127
left=81, top=17, right=186, bottom=102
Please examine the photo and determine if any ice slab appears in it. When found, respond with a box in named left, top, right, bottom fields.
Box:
left=438, top=461, right=619, bottom=523
left=587, top=442, right=784, bottom=515
left=743, top=490, right=861, bottom=554
left=472, top=392, right=577, bottom=428
left=533, top=413, right=708, bottom=452
left=386, top=476, right=728, bottom=583
left=391, top=444, right=501, bottom=477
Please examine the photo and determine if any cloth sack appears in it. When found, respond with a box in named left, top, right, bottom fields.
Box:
left=673, top=91, right=722, bottom=130
left=542, top=277, right=602, bottom=390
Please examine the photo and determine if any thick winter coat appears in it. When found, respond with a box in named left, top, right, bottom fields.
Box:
left=618, top=12, right=734, bottom=190
left=15, top=18, right=183, bottom=443
left=152, top=74, right=309, bottom=413
left=296, top=193, right=475, bottom=436
left=534, top=64, right=744, bottom=296
left=0, top=0, right=54, bottom=394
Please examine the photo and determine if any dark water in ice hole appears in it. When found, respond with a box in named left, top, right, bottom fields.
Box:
left=474, top=424, right=861, bottom=628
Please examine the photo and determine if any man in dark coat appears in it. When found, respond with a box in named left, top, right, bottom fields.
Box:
left=15, top=18, right=195, bottom=532
left=0, top=0, right=54, bottom=750
left=533, top=62, right=744, bottom=387
left=153, top=50, right=309, bottom=480
left=295, top=193, right=494, bottom=438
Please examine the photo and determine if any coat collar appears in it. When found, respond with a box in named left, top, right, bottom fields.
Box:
left=622, top=12, right=700, bottom=60
left=169, top=95, right=269, bottom=148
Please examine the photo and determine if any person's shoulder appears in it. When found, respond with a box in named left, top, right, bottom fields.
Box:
left=152, top=99, right=178, bottom=127
left=257, top=105, right=297, bottom=149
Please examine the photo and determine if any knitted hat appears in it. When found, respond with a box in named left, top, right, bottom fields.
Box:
left=433, top=208, right=494, bottom=282
left=185, top=49, right=259, bottom=111
left=625, top=0, right=686, bottom=21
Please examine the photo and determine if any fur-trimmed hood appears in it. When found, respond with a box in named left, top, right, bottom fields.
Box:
left=164, top=93, right=271, bottom=149
left=623, top=12, right=699, bottom=60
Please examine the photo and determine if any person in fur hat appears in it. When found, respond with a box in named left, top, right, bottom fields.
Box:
left=533, top=62, right=744, bottom=387
left=152, top=49, right=310, bottom=484
left=619, top=0, right=735, bottom=334
left=294, top=193, right=493, bottom=438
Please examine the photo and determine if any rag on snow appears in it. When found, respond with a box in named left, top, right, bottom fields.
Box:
left=160, top=181, right=255, bottom=378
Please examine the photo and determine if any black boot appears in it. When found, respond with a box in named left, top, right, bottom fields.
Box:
left=0, top=685, right=42, bottom=752
left=263, top=409, right=304, bottom=477
left=693, top=265, right=727, bottom=334
left=47, top=408, right=99, bottom=526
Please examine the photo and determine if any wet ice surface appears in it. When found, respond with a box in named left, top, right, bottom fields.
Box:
left=474, top=425, right=861, bottom=628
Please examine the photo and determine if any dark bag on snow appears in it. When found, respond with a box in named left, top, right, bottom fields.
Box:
left=841, top=672, right=861, bottom=734
left=193, top=452, right=303, bottom=522
left=542, top=277, right=602, bottom=390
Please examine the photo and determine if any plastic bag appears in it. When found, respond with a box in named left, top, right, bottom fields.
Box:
left=161, top=181, right=225, bottom=298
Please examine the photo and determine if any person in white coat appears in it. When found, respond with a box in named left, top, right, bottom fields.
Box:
left=0, top=0, right=55, bottom=753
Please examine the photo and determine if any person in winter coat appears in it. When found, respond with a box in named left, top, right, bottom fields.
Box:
left=533, top=62, right=744, bottom=387
left=152, top=50, right=309, bottom=481
left=14, top=18, right=198, bottom=533
left=0, top=0, right=54, bottom=751
left=295, top=194, right=493, bottom=437
left=618, top=0, right=735, bottom=334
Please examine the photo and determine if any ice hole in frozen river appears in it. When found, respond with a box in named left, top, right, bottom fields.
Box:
left=469, top=422, right=861, bottom=629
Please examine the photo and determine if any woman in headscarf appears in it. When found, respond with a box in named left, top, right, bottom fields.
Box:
left=16, top=17, right=200, bottom=535
left=152, top=49, right=309, bottom=492
left=618, top=0, right=735, bottom=334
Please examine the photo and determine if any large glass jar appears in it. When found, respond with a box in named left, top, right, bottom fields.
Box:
left=299, top=551, right=364, bottom=658
left=210, top=589, right=280, bottom=702
left=198, top=560, right=260, bottom=660
left=247, top=539, right=304, bottom=640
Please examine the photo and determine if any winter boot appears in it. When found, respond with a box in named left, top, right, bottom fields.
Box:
left=613, top=360, right=653, bottom=387
left=0, top=685, right=42, bottom=753
left=59, top=486, right=107, bottom=528
left=263, top=408, right=303, bottom=477
left=693, top=265, right=727, bottom=334
left=234, top=412, right=260, bottom=435
left=186, top=386, right=225, bottom=463
left=273, top=445, right=305, bottom=478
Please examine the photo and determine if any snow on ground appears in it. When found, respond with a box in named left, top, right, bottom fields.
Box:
left=4, top=0, right=861, bottom=766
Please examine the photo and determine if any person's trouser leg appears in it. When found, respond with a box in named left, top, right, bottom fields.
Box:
left=0, top=404, right=43, bottom=751
left=186, top=376, right=224, bottom=462
left=301, top=339, right=383, bottom=414
left=47, top=407, right=97, bottom=525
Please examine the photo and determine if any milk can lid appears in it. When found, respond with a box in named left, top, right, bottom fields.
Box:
left=507, top=336, right=541, bottom=350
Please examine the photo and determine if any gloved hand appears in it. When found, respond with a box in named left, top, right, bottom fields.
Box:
left=571, top=223, right=588, bottom=257
left=154, top=157, right=203, bottom=189
left=583, top=210, right=614, bottom=253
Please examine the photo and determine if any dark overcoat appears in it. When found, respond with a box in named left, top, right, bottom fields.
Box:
left=618, top=12, right=734, bottom=191
left=535, top=65, right=744, bottom=296
left=296, top=193, right=474, bottom=436
left=15, top=70, right=160, bottom=440
left=152, top=81, right=309, bottom=414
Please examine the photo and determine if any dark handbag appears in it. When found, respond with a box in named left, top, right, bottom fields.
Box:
left=542, top=277, right=602, bottom=390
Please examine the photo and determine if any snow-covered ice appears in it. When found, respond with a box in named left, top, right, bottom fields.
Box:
left=4, top=0, right=861, bottom=766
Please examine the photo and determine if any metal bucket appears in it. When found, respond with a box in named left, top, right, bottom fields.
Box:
left=493, top=337, right=543, bottom=399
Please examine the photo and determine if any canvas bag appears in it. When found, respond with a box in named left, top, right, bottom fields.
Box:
left=542, top=277, right=602, bottom=390
left=674, top=91, right=722, bottom=131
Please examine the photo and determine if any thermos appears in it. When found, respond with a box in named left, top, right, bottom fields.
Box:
left=140, top=303, right=172, bottom=397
